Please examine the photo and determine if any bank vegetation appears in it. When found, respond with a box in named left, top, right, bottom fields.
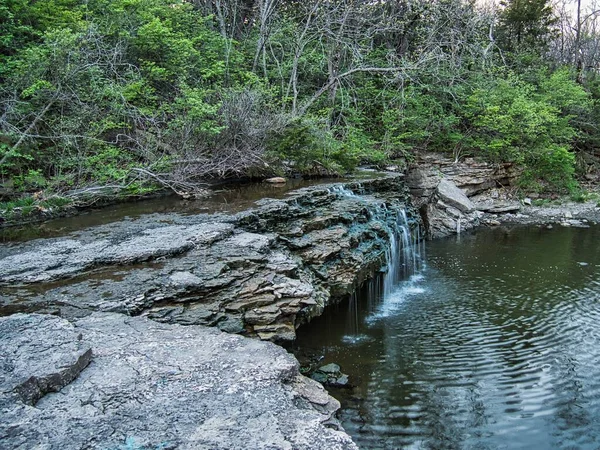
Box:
left=2, top=0, right=600, bottom=216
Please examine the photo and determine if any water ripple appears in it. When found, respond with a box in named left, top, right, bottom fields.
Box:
left=295, top=225, right=600, bottom=449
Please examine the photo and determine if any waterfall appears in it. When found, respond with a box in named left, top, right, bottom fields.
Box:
left=382, top=209, right=423, bottom=298
left=328, top=181, right=424, bottom=302
left=326, top=181, right=425, bottom=338
left=327, top=185, right=357, bottom=197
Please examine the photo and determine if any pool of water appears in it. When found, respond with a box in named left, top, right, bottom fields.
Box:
left=294, top=225, right=600, bottom=449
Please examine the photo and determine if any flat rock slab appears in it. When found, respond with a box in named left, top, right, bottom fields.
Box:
left=0, top=222, right=234, bottom=284
left=436, top=179, right=474, bottom=213
left=0, top=313, right=357, bottom=450
left=0, top=314, right=92, bottom=406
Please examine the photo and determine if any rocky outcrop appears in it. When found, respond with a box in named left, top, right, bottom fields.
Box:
left=407, top=153, right=521, bottom=238
left=0, top=175, right=419, bottom=342
left=0, top=313, right=357, bottom=450
left=410, top=152, right=521, bottom=196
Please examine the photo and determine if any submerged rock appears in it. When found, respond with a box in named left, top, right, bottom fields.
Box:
left=0, top=313, right=357, bottom=450
left=311, top=363, right=351, bottom=388
left=265, top=177, right=287, bottom=184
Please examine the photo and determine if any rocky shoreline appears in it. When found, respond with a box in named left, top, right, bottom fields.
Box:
left=2, top=162, right=599, bottom=450
left=1, top=313, right=356, bottom=450
left=1, top=174, right=418, bottom=449
left=406, top=152, right=600, bottom=236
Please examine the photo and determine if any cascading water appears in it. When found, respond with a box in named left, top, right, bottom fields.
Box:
left=328, top=183, right=425, bottom=304
left=327, top=185, right=357, bottom=197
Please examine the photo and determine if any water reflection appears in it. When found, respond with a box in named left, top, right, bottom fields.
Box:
left=294, top=225, right=600, bottom=449
left=0, top=177, right=344, bottom=243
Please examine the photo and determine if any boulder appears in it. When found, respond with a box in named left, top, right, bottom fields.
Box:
left=436, top=179, right=474, bottom=213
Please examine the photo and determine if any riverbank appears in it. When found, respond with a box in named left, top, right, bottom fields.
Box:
left=1, top=166, right=599, bottom=449
left=406, top=151, right=600, bottom=238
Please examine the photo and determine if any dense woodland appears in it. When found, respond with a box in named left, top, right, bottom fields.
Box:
left=2, top=0, right=600, bottom=210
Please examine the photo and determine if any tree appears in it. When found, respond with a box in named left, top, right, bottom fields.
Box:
left=497, top=0, right=558, bottom=54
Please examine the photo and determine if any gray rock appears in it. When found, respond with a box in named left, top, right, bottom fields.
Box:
left=333, top=374, right=349, bottom=387
left=0, top=222, right=234, bottom=284
left=0, top=314, right=92, bottom=406
left=318, top=363, right=341, bottom=374
left=0, top=313, right=358, bottom=450
left=311, top=363, right=350, bottom=388
left=436, top=179, right=474, bottom=213
left=486, top=204, right=521, bottom=214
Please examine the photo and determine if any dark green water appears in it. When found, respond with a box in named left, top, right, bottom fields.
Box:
left=294, top=225, right=600, bottom=449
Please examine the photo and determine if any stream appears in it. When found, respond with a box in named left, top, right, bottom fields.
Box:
left=294, top=225, right=600, bottom=449
left=3, top=174, right=600, bottom=449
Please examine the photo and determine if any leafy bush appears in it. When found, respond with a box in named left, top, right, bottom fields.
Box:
left=465, top=70, right=589, bottom=192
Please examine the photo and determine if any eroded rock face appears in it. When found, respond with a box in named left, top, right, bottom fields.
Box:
left=408, top=173, right=482, bottom=239
left=0, top=313, right=357, bottom=450
left=0, top=175, right=419, bottom=342
left=407, top=153, right=520, bottom=238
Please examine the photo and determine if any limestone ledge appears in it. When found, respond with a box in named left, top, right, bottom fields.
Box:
left=0, top=313, right=357, bottom=450
left=0, top=174, right=419, bottom=343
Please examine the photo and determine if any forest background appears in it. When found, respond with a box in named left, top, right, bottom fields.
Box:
left=2, top=0, right=600, bottom=211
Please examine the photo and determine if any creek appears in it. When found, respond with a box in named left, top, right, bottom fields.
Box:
left=0, top=177, right=346, bottom=243
left=294, top=224, right=600, bottom=449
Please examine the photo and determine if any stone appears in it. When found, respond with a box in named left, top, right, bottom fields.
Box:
left=565, top=211, right=573, bottom=219
left=0, top=222, right=235, bottom=284
left=0, top=314, right=92, bottom=406
left=0, top=313, right=358, bottom=450
left=486, top=204, right=521, bottom=214
left=168, top=271, right=203, bottom=287
left=523, top=197, right=532, bottom=206
left=311, top=371, right=329, bottom=384
left=436, top=179, right=474, bottom=213
left=318, top=363, right=341, bottom=374
left=332, top=374, right=349, bottom=387
left=264, top=177, right=287, bottom=184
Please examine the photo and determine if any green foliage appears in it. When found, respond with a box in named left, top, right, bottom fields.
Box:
left=464, top=70, right=589, bottom=191
left=497, top=0, right=558, bottom=55
left=0, top=0, right=598, bottom=205
left=83, top=145, right=133, bottom=183
left=381, top=87, right=462, bottom=156
left=267, top=119, right=337, bottom=172
left=13, top=169, right=47, bottom=191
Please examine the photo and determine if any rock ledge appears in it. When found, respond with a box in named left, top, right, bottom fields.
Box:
left=0, top=313, right=357, bottom=450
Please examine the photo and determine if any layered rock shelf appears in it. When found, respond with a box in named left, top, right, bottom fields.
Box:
left=0, top=175, right=418, bottom=343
